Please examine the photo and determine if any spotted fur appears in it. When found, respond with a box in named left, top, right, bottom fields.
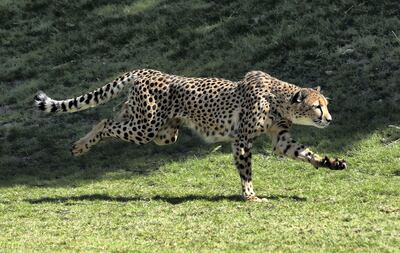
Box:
left=34, top=69, right=346, bottom=202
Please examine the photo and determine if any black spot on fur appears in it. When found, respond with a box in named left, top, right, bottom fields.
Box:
left=94, top=91, right=99, bottom=103
left=278, top=130, right=288, bottom=136
left=85, top=93, right=93, bottom=104
left=284, top=144, right=291, bottom=154
left=51, top=103, right=58, bottom=112
left=38, top=102, right=45, bottom=111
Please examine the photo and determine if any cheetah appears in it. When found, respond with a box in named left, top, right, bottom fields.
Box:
left=34, top=69, right=347, bottom=202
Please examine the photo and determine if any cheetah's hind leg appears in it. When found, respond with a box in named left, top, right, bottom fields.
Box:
left=71, top=101, right=130, bottom=156
left=71, top=119, right=107, bottom=156
left=115, top=101, right=131, bottom=121
left=154, top=118, right=181, bottom=145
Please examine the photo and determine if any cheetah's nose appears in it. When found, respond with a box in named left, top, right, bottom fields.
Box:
left=326, top=115, right=332, bottom=123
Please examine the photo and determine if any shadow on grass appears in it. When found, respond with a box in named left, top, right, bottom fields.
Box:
left=25, top=193, right=307, bottom=205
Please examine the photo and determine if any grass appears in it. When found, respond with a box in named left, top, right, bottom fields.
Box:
left=0, top=0, right=399, bottom=252
left=1, top=134, right=399, bottom=252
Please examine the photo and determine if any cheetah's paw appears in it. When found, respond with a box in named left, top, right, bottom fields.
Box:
left=245, top=196, right=269, bottom=202
left=321, top=156, right=347, bottom=170
left=70, top=140, right=90, bottom=156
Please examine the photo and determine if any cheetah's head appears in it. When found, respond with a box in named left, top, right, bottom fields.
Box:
left=289, top=87, right=332, bottom=128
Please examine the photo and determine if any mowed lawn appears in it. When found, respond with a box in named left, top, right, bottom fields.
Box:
left=1, top=133, right=399, bottom=252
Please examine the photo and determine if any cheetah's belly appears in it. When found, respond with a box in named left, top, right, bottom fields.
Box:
left=181, top=108, right=241, bottom=143
left=182, top=118, right=235, bottom=143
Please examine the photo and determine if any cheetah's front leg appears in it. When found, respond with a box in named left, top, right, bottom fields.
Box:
left=271, top=129, right=347, bottom=170
left=232, top=138, right=268, bottom=202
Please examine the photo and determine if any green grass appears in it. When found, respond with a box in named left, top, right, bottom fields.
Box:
left=1, top=0, right=400, bottom=252
left=1, top=134, right=399, bottom=252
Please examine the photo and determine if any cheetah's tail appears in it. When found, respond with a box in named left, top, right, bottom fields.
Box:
left=34, top=71, right=135, bottom=113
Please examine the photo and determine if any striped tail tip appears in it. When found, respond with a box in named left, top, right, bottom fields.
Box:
left=34, top=91, right=58, bottom=113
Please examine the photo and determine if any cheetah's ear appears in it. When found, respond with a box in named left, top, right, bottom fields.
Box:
left=314, top=86, right=321, bottom=92
left=291, top=90, right=306, bottom=103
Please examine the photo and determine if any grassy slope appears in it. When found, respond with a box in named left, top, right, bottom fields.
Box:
left=0, top=0, right=399, bottom=252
